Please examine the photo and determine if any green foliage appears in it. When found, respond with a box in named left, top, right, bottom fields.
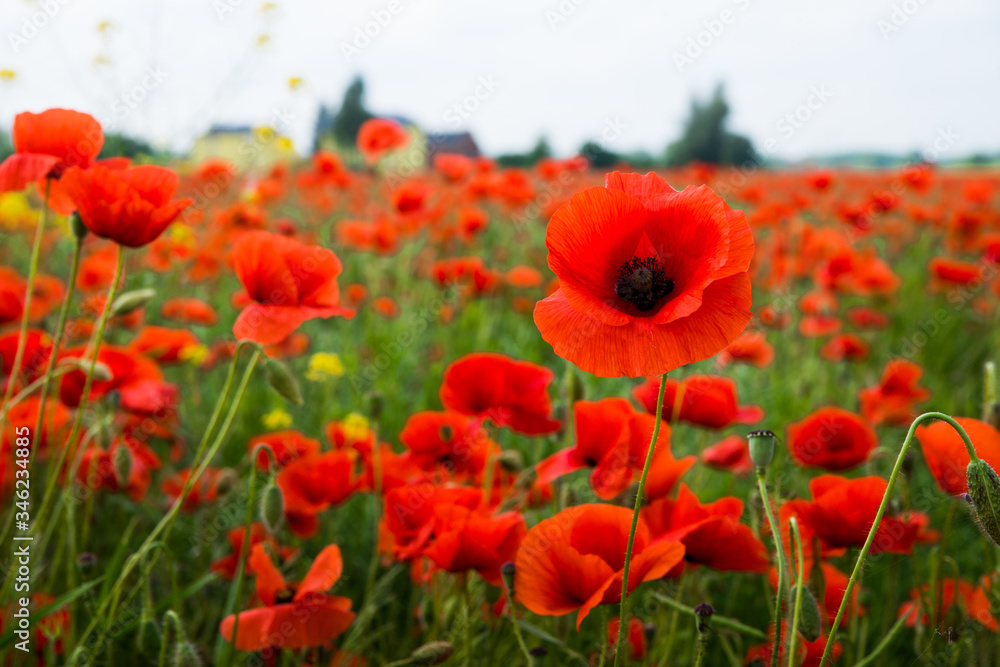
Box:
left=496, top=137, right=552, bottom=167
left=99, top=133, right=162, bottom=161
left=666, top=83, right=757, bottom=166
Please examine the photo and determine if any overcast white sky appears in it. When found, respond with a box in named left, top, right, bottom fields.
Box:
left=1, top=0, right=998, bottom=160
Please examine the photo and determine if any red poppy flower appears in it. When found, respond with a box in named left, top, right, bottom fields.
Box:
left=642, top=484, right=769, bottom=573
left=915, top=417, right=1000, bottom=496
left=782, top=475, right=923, bottom=554
left=160, top=297, right=218, bottom=325
left=398, top=411, right=495, bottom=482
left=249, top=430, right=321, bottom=471
left=535, top=398, right=691, bottom=500
left=846, top=306, right=890, bottom=329
left=820, top=333, right=870, bottom=362
left=607, top=617, right=646, bottom=661
left=220, top=543, right=355, bottom=651
left=127, top=326, right=200, bottom=364
left=899, top=579, right=998, bottom=631
left=356, top=118, right=409, bottom=165
left=700, top=435, right=754, bottom=476
left=533, top=171, right=754, bottom=378
left=439, top=353, right=561, bottom=436
left=0, top=109, right=103, bottom=192
left=60, top=164, right=193, bottom=247
left=0, top=328, right=52, bottom=389
left=276, top=451, right=359, bottom=537
left=715, top=331, right=774, bottom=369
left=58, top=345, right=177, bottom=416
left=929, top=257, right=981, bottom=286
left=514, top=504, right=685, bottom=628
left=160, top=467, right=225, bottom=511
left=380, top=484, right=483, bottom=563
left=422, top=503, right=526, bottom=585
left=633, top=374, right=763, bottom=429
left=76, top=437, right=161, bottom=502
left=787, top=407, right=877, bottom=471
left=859, top=359, right=931, bottom=426
left=746, top=624, right=841, bottom=667
left=211, top=523, right=297, bottom=579
left=231, top=230, right=355, bottom=345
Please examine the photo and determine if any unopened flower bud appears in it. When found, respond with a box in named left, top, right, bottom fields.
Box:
left=498, top=449, right=524, bottom=473
left=172, top=639, right=202, bottom=667
left=790, top=585, right=822, bottom=642
left=693, top=602, right=714, bottom=634
left=500, top=561, right=516, bottom=594
left=264, top=357, right=304, bottom=406
left=409, top=640, right=454, bottom=665
left=748, top=429, right=776, bottom=469
left=113, top=444, right=132, bottom=487
left=71, top=211, right=88, bottom=240
left=260, top=481, right=285, bottom=534
left=137, top=618, right=161, bottom=658
left=111, top=288, right=156, bottom=317
left=967, top=458, right=1000, bottom=545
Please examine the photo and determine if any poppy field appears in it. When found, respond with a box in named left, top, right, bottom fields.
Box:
left=3, top=108, right=1000, bottom=667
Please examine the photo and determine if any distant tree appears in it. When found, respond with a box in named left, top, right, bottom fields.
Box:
left=332, top=76, right=373, bottom=146
left=98, top=133, right=158, bottom=160
left=666, top=84, right=756, bottom=166
left=579, top=140, right=617, bottom=168
left=496, top=136, right=552, bottom=167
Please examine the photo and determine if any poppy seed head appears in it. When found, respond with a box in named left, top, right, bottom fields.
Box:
left=615, top=256, right=674, bottom=312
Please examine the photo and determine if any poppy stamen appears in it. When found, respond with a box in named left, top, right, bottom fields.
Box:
left=274, top=587, right=296, bottom=604
left=615, top=256, right=674, bottom=311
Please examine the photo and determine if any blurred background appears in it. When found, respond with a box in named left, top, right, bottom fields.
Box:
left=1, top=0, right=998, bottom=169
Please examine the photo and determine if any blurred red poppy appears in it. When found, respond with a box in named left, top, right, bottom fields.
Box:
left=633, top=374, right=763, bottom=429
left=231, top=230, right=355, bottom=345
left=915, top=417, right=1000, bottom=496
left=859, top=359, right=930, bottom=426
left=220, top=543, right=355, bottom=650
left=700, top=435, right=754, bottom=476
left=357, top=118, right=409, bottom=165
left=439, top=352, right=561, bottom=435
left=534, top=171, right=753, bottom=378
left=787, top=407, right=877, bottom=471
left=61, top=164, right=193, bottom=247
left=0, top=108, right=103, bottom=192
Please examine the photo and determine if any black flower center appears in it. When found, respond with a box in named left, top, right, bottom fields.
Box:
left=615, top=256, right=674, bottom=312
left=275, top=587, right=296, bottom=604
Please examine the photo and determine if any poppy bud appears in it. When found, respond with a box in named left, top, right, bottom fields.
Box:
left=264, top=357, right=304, bottom=406
left=172, top=639, right=202, bottom=667
left=500, top=561, right=516, bottom=594
left=498, top=449, right=524, bottom=473
left=748, top=429, right=776, bottom=469
left=113, top=444, right=132, bottom=487
left=967, top=458, right=1000, bottom=545
left=137, top=618, right=161, bottom=658
left=409, top=640, right=454, bottom=665
left=693, top=602, right=714, bottom=634
left=111, top=288, right=156, bottom=317
left=71, top=211, right=88, bottom=240
left=260, top=481, right=285, bottom=534
left=77, top=552, right=98, bottom=571
left=790, top=585, right=822, bottom=642
left=214, top=468, right=239, bottom=496
left=368, top=391, right=384, bottom=421
left=529, top=647, right=548, bottom=664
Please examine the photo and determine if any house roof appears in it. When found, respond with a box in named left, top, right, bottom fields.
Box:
left=426, top=132, right=480, bottom=158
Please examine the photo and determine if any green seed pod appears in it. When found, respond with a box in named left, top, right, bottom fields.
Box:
left=264, top=357, right=304, bottom=406
left=967, top=459, right=1000, bottom=545
left=409, top=640, right=455, bottom=665
left=112, top=444, right=132, bottom=487
left=748, top=429, right=777, bottom=469
left=111, top=288, right=156, bottom=316
left=260, top=481, right=285, bottom=534
left=137, top=617, right=162, bottom=658
left=498, top=449, right=524, bottom=473
left=790, top=585, right=822, bottom=642
left=172, top=639, right=202, bottom=667
left=71, top=211, right=88, bottom=240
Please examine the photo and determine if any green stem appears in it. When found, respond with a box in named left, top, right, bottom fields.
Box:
left=757, top=468, right=787, bottom=667
left=787, top=519, right=805, bottom=667
left=77, top=347, right=261, bottom=649
left=854, top=602, right=917, bottom=667
left=463, top=576, right=473, bottom=667
left=501, top=574, right=533, bottom=664
left=818, top=412, right=976, bottom=667
left=0, top=179, right=50, bottom=421
left=33, top=245, right=123, bottom=533
left=614, top=372, right=667, bottom=667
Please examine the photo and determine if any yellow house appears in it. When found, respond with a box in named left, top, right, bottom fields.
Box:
left=187, top=124, right=297, bottom=172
